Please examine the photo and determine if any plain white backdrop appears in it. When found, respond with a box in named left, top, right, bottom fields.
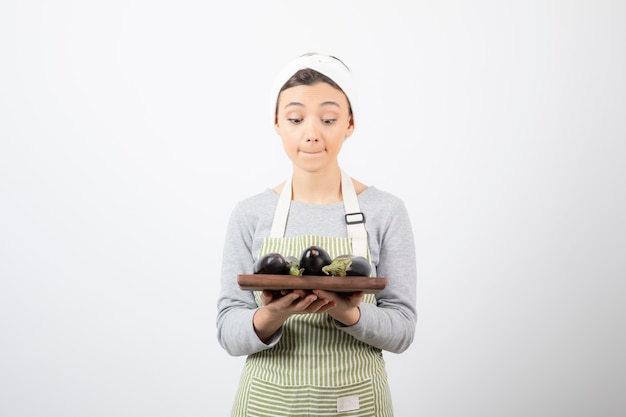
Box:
left=1, top=1, right=625, bottom=416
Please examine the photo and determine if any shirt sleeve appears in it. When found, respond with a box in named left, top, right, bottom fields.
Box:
left=216, top=202, right=283, bottom=356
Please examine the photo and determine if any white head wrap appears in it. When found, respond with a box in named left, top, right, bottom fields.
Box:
left=271, top=53, right=357, bottom=125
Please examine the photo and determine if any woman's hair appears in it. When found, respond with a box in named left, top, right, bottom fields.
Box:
left=275, top=68, right=353, bottom=117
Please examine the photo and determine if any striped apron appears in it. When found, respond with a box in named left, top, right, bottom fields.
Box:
left=231, top=172, right=394, bottom=417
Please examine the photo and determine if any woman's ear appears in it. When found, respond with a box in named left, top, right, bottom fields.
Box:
left=345, top=115, right=355, bottom=138
left=274, top=115, right=281, bottom=133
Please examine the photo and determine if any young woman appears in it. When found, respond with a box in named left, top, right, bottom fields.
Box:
left=217, top=52, right=417, bottom=416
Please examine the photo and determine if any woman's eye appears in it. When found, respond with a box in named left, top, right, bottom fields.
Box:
left=287, top=118, right=303, bottom=124
left=322, top=119, right=336, bottom=124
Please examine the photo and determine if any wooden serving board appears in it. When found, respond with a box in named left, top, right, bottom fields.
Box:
left=237, top=274, right=387, bottom=294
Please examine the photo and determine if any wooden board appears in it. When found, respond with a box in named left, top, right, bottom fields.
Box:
left=237, top=274, right=387, bottom=294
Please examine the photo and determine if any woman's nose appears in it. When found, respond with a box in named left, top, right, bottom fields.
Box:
left=305, top=120, right=319, bottom=142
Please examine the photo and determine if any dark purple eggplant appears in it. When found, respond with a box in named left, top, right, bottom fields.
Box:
left=322, top=254, right=372, bottom=277
left=254, top=252, right=288, bottom=274
left=299, top=245, right=332, bottom=276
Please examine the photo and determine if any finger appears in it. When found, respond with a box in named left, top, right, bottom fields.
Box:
left=303, top=297, right=329, bottom=313
left=312, top=289, right=337, bottom=300
left=292, top=289, right=312, bottom=298
left=314, top=301, right=336, bottom=314
left=314, top=298, right=337, bottom=312
left=260, top=290, right=274, bottom=304
left=294, top=294, right=320, bottom=310
left=281, top=292, right=302, bottom=307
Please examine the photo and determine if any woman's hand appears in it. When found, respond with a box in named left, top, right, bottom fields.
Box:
left=253, top=290, right=337, bottom=343
left=312, top=289, right=364, bottom=326
left=261, top=289, right=336, bottom=314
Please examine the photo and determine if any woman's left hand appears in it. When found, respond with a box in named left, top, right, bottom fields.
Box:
left=312, top=289, right=364, bottom=326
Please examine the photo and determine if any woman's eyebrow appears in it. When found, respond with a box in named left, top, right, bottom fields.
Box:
left=283, top=101, right=342, bottom=109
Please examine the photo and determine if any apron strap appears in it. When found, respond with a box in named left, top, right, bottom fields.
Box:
left=269, top=171, right=369, bottom=259
left=341, top=170, right=368, bottom=259
left=269, top=175, right=292, bottom=238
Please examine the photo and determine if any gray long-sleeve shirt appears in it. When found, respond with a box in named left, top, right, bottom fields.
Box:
left=216, top=186, right=417, bottom=356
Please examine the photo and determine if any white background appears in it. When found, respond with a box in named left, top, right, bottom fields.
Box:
left=1, top=1, right=625, bottom=416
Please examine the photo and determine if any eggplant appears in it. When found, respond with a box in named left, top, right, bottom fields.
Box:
left=254, top=252, right=288, bottom=274
left=299, top=245, right=332, bottom=276
left=322, top=254, right=372, bottom=277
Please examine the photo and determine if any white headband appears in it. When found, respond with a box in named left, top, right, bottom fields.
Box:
left=271, top=53, right=357, bottom=124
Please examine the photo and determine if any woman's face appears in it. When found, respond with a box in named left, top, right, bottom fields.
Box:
left=275, top=82, right=354, bottom=174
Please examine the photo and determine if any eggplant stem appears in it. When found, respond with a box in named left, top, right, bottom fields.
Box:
left=321, top=257, right=352, bottom=277
left=287, top=262, right=304, bottom=276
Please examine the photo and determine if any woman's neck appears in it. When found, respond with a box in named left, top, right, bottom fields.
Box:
left=291, top=168, right=343, bottom=204
left=273, top=167, right=367, bottom=204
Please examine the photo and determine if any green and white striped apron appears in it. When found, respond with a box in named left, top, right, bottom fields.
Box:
left=231, top=171, right=393, bottom=417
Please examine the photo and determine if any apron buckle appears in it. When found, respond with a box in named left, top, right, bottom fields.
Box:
left=345, top=212, right=365, bottom=225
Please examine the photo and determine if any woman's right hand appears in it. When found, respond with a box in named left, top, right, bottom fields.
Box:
left=253, top=290, right=336, bottom=343
left=261, top=289, right=336, bottom=314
